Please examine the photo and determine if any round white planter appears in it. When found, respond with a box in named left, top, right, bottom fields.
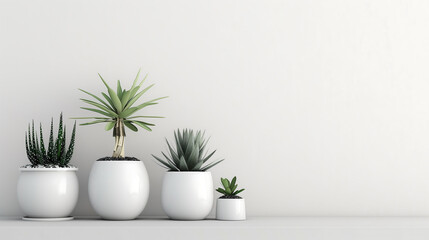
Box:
left=216, top=198, right=246, bottom=221
left=162, top=171, right=213, bottom=220
left=88, top=160, right=149, bottom=220
left=17, top=167, right=79, bottom=219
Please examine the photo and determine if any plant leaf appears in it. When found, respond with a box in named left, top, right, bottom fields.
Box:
left=216, top=188, right=226, bottom=194
left=80, top=119, right=110, bottom=126
left=80, top=107, right=115, bottom=118
left=117, top=80, right=123, bottom=99
left=107, top=87, right=123, bottom=112
left=80, top=98, right=118, bottom=116
left=233, top=189, right=245, bottom=196
left=221, top=178, right=229, bottom=189
left=200, top=159, right=224, bottom=171
left=124, top=121, right=138, bottom=132
left=105, top=121, right=115, bottom=131
left=79, top=88, right=114, bottom=111
left=131, top=120, right=152, bottom=131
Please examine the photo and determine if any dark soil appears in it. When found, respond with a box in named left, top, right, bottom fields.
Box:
left=97, top=157, right=140, bottom=161
left=220, top=195, right=242, bottom=199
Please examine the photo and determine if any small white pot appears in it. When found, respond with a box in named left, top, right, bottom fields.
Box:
left=162, top=171, right=213, bottom=220
left=17, top=167, right=79, bottom=219
left=216, top=198, right=246, bottom=221
left=88, top=160, right=149, bottom=220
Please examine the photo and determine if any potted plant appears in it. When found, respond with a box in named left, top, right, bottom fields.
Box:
left=18, top=113, right=78, bottom=221
left=75, top=69, right=166, bottom=220
left=152, top=129, right=224, bottom=220
left=215, top=176, right=246, bottom=221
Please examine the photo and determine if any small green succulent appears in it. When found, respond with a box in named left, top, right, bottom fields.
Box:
left=216, top=176, right=245, bottom=199
left=152, top=129, right=224, bottom=171
left=25, top=113, right=76, bottom=167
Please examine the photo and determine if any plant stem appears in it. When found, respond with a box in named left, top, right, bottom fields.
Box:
left=112, top=118, right=125, bottom=158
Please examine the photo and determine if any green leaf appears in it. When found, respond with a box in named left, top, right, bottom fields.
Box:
left=166, top=139, right=180, bottom=165
left=202, top=150, right=216, bottom=163
left=225, top=187, right=232, bottom=195
left=80, top=107, right=115, bottom=118
left=80, top=98, right=118, bottom=116
left=231, top=176, right=237, bottom=189
left=123, top=83, right=154, bottom=110
left=233, top=189, right=245, bottom=196
left=131, top=120, right=152, bottom=131
left=200, top=159, right=224, bottom=171
left=179, top=156, right=188, bottom=171
left=71, top=117, right=110, bottom=120
left=152, top=154, right=179, bottom=171
left=105, top=121, right=115, bottom=131
left=79, top=88, right=114, bottom=111
left=191, top=161, right=204, bottom=170
left=221, top=178, right=229, bottom=189
left=102, top=92, right=115, bottom=109
left=127, top=116, right=164, bottom=119
left=187, top=142, right=200, bottom=169
left=117, top=80, right=123, bottom=99
left=124, top=121, right=138, bottom=132
left=107, top=87, right=123, bottom=112
left=121, top=90, right=132, bottom=107
left=98, top=73, right=110, bottom=89
left=131, top=68, right=141, bottom=89
left=216, top=188, right=227, bottom=194
left=80, top=120, right=110, bottom=126
left=119, top=102, right=158, bottom=118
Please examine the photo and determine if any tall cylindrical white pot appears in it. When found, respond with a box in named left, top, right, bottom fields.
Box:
left=162, top=171, right=213, bottom=220
left=88, top=161, right=149, bottom=220
left=17, top=167, right=79, bottom=218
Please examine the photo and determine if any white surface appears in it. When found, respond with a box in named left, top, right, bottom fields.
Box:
left=2, top=0, right=429, bottom=217
left=216, top=198, right=246, bottom=220
left=162, top=171, right=213, bottom=220
left=88, top=161, right=149, bottom=220
left=1, top=217, right=429, bottom=240
left=17, top=168, right=78, bottom=218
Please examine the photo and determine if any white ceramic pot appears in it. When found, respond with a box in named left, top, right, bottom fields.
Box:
left=88, top=160, right=149, bottom=220
left=17, top=167, right=79, bottom=219
left=162, top=171, right=213, bottom=220
left=216, top=198, right=246, bottom=221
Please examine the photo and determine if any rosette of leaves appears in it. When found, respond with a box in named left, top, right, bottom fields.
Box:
left=152, top=129, right=224, bottom=171
left=75, top=69, right=167, bottom=158
left=25, top=113, right=76, bottom=167
left=216, top=176, right=245, bottom=199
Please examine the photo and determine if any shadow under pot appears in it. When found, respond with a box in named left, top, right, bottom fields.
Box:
left=17, top=167, right=79, bottom=220
left=162, top=171, right=213, bottom=220
left=88, top=160, right=149, bottom=220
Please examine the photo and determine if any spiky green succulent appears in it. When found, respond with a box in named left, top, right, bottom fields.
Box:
left=74, top=69, right=167, bottom=158
left=216, top=176, right=245, bottom=198
left=25, top=113, right=76, bottom=167
left=152, top=129, right=224, bottom=171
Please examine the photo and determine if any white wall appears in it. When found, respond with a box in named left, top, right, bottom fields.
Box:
left=1, top=0, right=429, bottom=217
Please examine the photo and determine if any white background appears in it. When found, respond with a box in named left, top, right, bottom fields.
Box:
left=1, top=0, right=429, bottom=217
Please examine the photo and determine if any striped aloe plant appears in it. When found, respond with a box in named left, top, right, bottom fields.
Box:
left=75, top=69, right=167, bottom=158
left=25, top=113, right=76, bottom=167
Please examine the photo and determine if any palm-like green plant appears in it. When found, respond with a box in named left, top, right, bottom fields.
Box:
left=25, top=113, right=76, bottom=167
left=216, top=176, right=245, bottom=198
left=75, top=69, right=167, bottom=158
left=152, top=129, right=224, bottom=171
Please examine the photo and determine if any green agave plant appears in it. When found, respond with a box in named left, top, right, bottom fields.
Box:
left=75, top=69, right=167, bottom=158
left=152, top=129, right=224, bottom=171
left=25, top=113, right=76, bottom=167
left=216, top=176, right=245, bottom=198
